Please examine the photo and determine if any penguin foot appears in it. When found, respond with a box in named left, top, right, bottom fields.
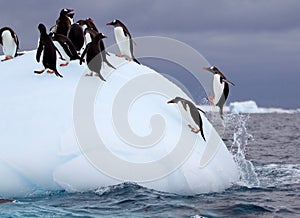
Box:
left=209, top=93, right=214, bottom=105
left=116, top=54, right=125, bottom=58
left=85, top=72, right=93, bottom=77
left=1, top=56, right=13, bottom=62
left=34, top=69, right=45, bottom=74
left=60, top=62, right=69, bottom=67
left=47, top=70, right=54, bottom=74
left=188, top=124, right=200, bottom=134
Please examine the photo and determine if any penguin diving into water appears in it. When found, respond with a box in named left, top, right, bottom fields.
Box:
left=34, top=24, right=63, bottom=78
left=0, top=27, right=19, bottom=61
left=203, top=66, right=235, bottom=119
left=80, top=33, right=108, bottom=81
left=168, top=97, right=206, bottom=141
left=106, top=19, right=140, bottom=64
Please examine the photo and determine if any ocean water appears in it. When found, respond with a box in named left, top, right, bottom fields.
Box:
left=0, top=113, right=299, bottom=217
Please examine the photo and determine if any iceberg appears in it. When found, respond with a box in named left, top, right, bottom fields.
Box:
left=230, top=100, right=296, bottom=114
left=0, top=51, right=239, bottom=197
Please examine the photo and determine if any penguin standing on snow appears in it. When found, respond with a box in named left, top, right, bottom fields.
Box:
left=80, top=33, right=108, bottom=81
left=55, top=8, right=74, bottom=36
left=51, top=32, right=80, bottom=66
left=84, top=28, right=115, bottom=69
left=167, top=97, right=206, bottom=141
left=34, top=24, right=63, bottom=78
left=202, top=66, right=235, bottom=119
left=0, top=27, right=19, bottom=61
left=106, top=19, right=140, bottom=64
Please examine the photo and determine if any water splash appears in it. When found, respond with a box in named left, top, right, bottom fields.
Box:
left=226, top=114, right=260, bottom=187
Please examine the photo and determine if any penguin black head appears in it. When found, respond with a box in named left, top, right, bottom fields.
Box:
left=38, top=23, right=47, bottom=34
left=203, top=66, right=235, bottom=86
left=60, top=8, right=74, bottom=16
left=94, top=33, right=107, bottom=41
left=106, top=19, right=121, bottom=27
left=167, top=97, right=184, bottom=104
left=203, top=66, right=220, bottom=74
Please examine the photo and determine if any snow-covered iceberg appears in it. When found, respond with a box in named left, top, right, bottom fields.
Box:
left=230, top=100, right=296, bottom=114
left=0, top=51, right=239, bottom=197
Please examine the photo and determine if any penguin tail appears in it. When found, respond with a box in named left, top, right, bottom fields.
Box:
left=105, top=60, right=116, bottom=69
left=133, top=57, right=140, bottom=65
left=54, top=70, right=63, bottom=78
left=15, top=52, right=25, bottom=57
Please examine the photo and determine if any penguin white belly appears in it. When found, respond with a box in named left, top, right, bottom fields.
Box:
left=114, top=27, right=131, bottom=58
left=178, top=102, right=199, bottom=129
left=1, top=31, right=17, bottom=57
left=53, top=41, right=70, bottom=62
left=213, top=74, right=225, bottom=105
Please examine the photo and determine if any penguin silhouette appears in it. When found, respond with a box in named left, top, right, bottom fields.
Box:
left=35, top=23, right=62, bottom=78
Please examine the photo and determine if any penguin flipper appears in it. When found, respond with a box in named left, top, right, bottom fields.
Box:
left=200, top=129, right=206, bottom=141
left=80, top=45, right=88, bottom=65
left=36, top=44, right=43, bottom=62
left=219, top=105, right=224, bottom=120
left=197, top=107, right=206, bottom=114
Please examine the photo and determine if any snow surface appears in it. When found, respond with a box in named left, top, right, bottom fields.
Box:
left=0, top=51, right=239, bottom=197
left=229, top=100, right=297, bottom=114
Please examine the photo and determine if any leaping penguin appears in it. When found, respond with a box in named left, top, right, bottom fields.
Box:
left=106, top=19, right=140, bottom=64
left=168, top=97, right=206, bottom=141
left=55, top=8, right=74, bottom=36
left=80, top=33, right=108, bottom=81
left=35, top=24, right=63, bottom=78
left=51, top=32, right=80, bottom=66
left=0, top=27, right=19, bottom=61
left=203, top=66, right=235, bottom=119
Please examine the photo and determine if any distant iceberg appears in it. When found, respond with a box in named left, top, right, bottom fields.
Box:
left=229, top=100, right=297, bottom=114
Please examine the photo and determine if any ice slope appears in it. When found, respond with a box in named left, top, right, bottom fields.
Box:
left=0, top=51, right=239, bottom=197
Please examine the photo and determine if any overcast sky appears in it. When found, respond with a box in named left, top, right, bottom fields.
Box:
left=0, top=0, right=299, bottom=108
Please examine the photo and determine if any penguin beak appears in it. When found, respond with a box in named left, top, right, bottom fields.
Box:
left=167, top=100, right=173, bottom=104
left=103, top=35, right=108, bottom=38
left=68, top=9, right=75, bottom=13
left=106, top=22, right=112, bottom=26
left=202, top=67, right=213, bottom=73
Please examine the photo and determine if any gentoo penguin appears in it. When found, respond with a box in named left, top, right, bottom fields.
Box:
left=67, top=23, right=84, bottom=53
left=55, top=8, right=74, bottom=36
left=167, top=97, right=206, bottom=141
left=51, top=32, right=80, bottom=66
left=35, top=24, right=63, bottom=78
left=106, top=19, right=140, bottom=64
left=0, top=27, right=19, bottom=61
left=203, top=66, right=235, bottom=119
left=84, top=27, right=115, bottom=69
left=80, top=33, right=108, bottom=81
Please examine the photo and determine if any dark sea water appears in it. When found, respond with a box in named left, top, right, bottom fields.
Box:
left=0, top=113, right=299, bottom=218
